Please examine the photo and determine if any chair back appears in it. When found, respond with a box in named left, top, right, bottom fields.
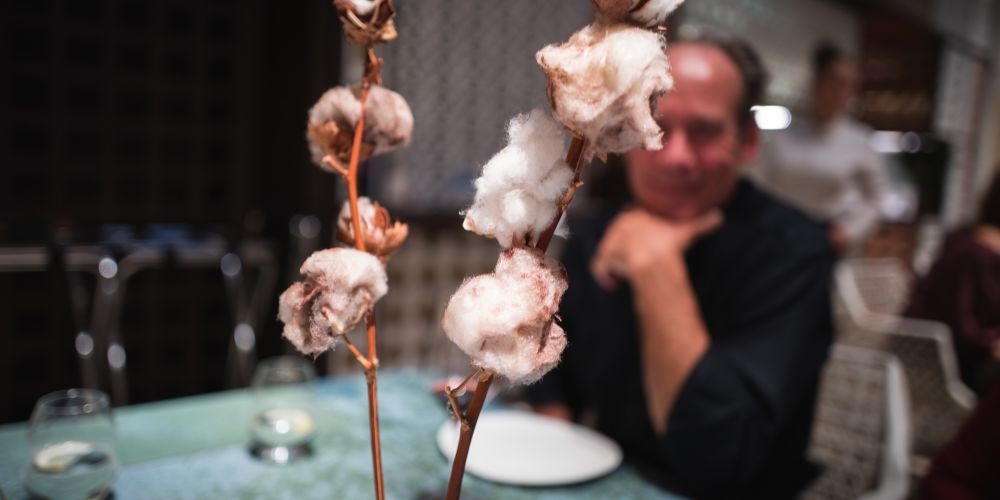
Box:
left=835, top=258, right=912, bottom=326
left=803, top=345, right=911, bottom=500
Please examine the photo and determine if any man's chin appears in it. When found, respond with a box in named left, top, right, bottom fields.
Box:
left=644, top=202, right=709, bottom=222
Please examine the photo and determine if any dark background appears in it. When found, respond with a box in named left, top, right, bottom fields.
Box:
left=0, top=0, right=346, bottom=423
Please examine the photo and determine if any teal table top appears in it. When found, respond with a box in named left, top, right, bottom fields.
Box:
left=0, top=371, right=682, bottom=499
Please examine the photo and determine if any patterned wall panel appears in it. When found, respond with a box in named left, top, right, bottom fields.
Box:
left=354, top=1, right=593, bottom=215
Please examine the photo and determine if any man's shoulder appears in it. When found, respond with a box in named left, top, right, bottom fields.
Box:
left=734, top=181, right=834, bottom=260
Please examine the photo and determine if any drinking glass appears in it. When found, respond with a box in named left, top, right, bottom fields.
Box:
left=23, top=389, right=119, bottom=500
left=248, top=356, right=317, bottom=464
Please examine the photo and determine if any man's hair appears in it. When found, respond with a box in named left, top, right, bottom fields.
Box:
left=680, top=36, right=769, bottom=127
left=813, top=41, right=848, bottom=77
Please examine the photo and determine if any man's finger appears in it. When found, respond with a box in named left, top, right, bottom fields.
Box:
left=590, top=254, right=621, bottom=291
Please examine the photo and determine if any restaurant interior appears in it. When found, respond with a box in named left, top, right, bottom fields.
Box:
left=2, top=0, right=999, bottom=498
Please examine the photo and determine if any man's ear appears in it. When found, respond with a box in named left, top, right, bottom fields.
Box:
left=739, top=119, right=760, bottom=164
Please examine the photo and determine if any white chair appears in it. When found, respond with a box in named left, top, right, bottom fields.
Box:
left=834, top=258, right=976, bottom=475
left=835, top=258, right=913, bottom=325
left=803, top=345, right=911, bottom=500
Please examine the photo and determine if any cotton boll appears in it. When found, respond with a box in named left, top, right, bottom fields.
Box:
left=364, top=85, right=414, bottom=154
left=337, top=197, right=379, bottom=237
left=480, top=322, right=567, bottom=384
left=307, top=87, right=360, bottom=168
left=336, top=197, right=408, bottom=260
left=335, top=0, right=376, bottom=16
left=493, top=246, right=568, bottom=311
left=307, top=85, right=413, bottom=169
left=507, top=109, right=565, bottom=156
left=499, top=190, right=545, bottom=232
left=592, top=0, right=685, bottom=27
left=481, top=148, right=530, bottom=184
left=298, top=248, right=388, bottom=336
left=536, top=22, right=673, bottom=157
left=278, top=248, right=388, bottom=356
left=630, top=0, right=685, bottom=27
left=536, top=163, right=575, bottom=204
left=508, top=116, right=566, bottom=184
left=441, top=248, right=568, bottom=385
left=463, top=110, right=573, bottom=247
left=279, top=283, right=334, bottom=356
left=332, top=0, right=397, bottom=45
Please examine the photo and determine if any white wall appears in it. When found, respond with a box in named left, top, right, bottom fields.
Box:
left=679, top=0, right=859, bottom=109
left=342, top=1, right=593, bottom=215
left=933, top=0, right=997, bottom=225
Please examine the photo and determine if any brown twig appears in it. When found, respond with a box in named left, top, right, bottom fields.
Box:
left=346, top=87, right=369, bottom=253
left=363, top=312, right=384, bottom=500
left=322, top=154, right=349, bottom=178
left=445, top=135, right=590, bottom=500
left=445, top=367, right=482, bottom=423
left=535, top=135, right=588, bottom=252
left=339, top=44, right=386, bottom=500
left=341, top=333, right=372, bottom=371
left=445, top=370, right=496, bottom=500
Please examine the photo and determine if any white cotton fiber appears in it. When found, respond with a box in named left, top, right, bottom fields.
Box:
left=536, top=22, right=673, bottom=157
left=334, top=0, right=377, bottom=16
left=307, top=84, right=413, bottom=169
left=462, top=109, right=574, bottom=247
left=278, top=248, right=388, bottom=356
left=338, top=197, right=379, bottom=238
left=592, top=0, right=685, bottom=27
left=441, top=248, right=569, bottom=385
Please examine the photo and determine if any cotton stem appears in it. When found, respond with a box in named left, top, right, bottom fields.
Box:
left=446, top=135, right=589, bottom=499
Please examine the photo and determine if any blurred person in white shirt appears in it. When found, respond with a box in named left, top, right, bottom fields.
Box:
left=753, top=41, right=887, bottom=254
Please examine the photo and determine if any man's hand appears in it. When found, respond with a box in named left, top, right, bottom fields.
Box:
left=591, top=209, right=723, bottom=290
left=828, top=223, right=849, bottom=254
left=992, top=340, right=1000, bottom=361
left=591, top=209, right=719, bottom=434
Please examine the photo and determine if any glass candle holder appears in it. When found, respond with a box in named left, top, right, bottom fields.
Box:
left=248, top=356, right=318, bottom=464
left=23, top=389, right=119, bottom=500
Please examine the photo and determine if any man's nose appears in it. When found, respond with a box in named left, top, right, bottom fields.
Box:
left=657, top=130, right=696, bottom=170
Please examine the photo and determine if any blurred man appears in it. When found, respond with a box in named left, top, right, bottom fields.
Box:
left=527, top=38, right=835, bottom=499
left=753, top=42, right=887, bottom=253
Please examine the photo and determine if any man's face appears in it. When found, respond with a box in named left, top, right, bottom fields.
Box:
left=625, top=43, right=757, bottom=220
left=815, top=59, right=859, bottom=119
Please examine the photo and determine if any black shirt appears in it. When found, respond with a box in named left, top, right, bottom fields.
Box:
left=527, top=180, right=836, bottom=499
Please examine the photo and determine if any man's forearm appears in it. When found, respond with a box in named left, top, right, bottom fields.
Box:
left=631, top=253, right=710, bottom=435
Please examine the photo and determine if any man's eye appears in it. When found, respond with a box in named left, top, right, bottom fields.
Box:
left=689, top=122, right=723, bottom=141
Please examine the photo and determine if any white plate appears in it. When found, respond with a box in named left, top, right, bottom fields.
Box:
left=436, top=411, right=623, bottom=486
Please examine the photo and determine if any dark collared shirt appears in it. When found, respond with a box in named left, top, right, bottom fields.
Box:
left=527, top=180, right=836, bottom=499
